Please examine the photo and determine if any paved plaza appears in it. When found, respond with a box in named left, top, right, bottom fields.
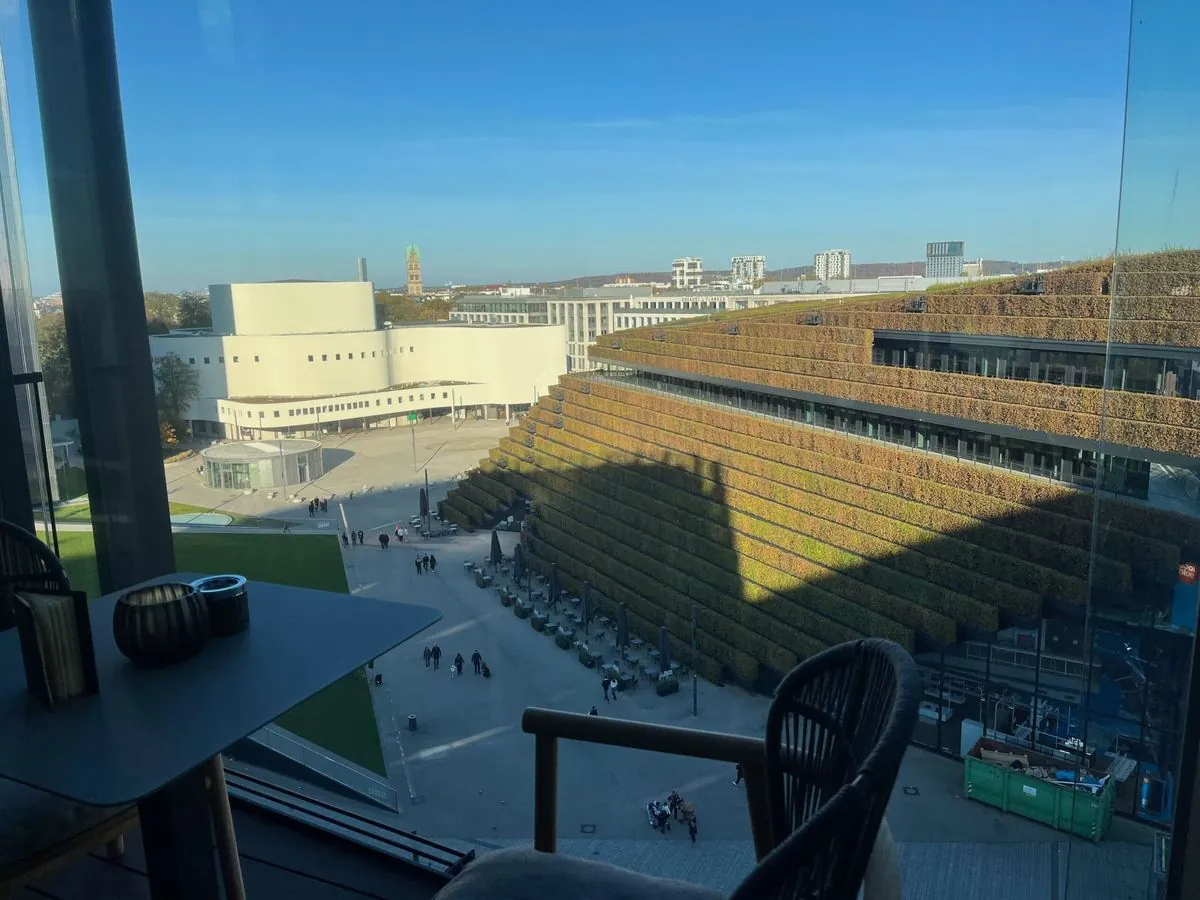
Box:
left=341, top=528, right=1155, bottom=898
left=162, top=419, right=513, bottom=529
left=159, top=423, right=1158, bottom=896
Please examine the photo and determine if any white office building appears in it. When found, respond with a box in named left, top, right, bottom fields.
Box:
left=730, top=255, right=765, bottom=286
left=671, top=257, right=703, bottom=290
left=149, top=281, right=565, bottom=439
left=547, top=291, right=803, bottom=373
left=926, top=241, right=965, bottom=279
left=813, top=249, right=852, bottom=281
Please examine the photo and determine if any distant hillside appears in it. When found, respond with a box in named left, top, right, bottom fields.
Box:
left=532, top=259, right=1086, bottom=289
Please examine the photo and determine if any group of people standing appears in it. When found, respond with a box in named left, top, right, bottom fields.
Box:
left=414, top=553, right=437, bottom=574
left=342, top=529, right=366, bottom=547
left=649, top=791, right=698, bottom=842
left=423, top=645, right=490, bottom=679
left=308, top=498, right=328, bottom=517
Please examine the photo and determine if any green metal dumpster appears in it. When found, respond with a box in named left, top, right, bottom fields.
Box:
left=963, top=738, right=1115, bottom=841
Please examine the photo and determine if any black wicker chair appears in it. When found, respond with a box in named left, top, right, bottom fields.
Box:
left=0, top=519, right=139, bottom=897
left=0, top=520, right=70, bottom=631
left=437, top=638, right=918, bottom=900
left=732, top=638, right=920, bottom=900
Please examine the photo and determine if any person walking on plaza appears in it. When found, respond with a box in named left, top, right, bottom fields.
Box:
left=423, top=646, right=432, bottom=668
left=414, top=557, right=422, bottom=576
left=341, top=532, right=349, bottom=548
left=395, top=524, right=402, bottom=542
left=453, top=652, right=465, bottom=677
left=422, top=554, right=430, bottom=573
left=688, top=816, right=698, bottom=843
left=351, top=530, right=358, bottom=546
left=321, top=498, right=327, bottom=513
left=379, top=532, right=388, bottom=549
left=307, top=500, right=314, bottom=518
left=602, top=677, right=610, bottom=703
left=431, top=644, right=441, bottom=670
left=357, top=529, right=365, bottom=546
left=429, top=554, right=437, bottom=572
left=471, top=650, right=482, bottom=675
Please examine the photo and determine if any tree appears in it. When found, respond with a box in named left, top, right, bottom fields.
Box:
left=177, top=291, right=212, bottom=328
left=35, top=312, right=74, bottom=417
left=144, top=291, right=180, bottom=331
left=153, top=353, right=200, bottom=438
left=373, top=291, right=454, bottom=325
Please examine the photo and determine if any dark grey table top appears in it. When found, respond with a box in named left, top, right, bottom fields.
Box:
left=0, top=575, right=439, bottom=806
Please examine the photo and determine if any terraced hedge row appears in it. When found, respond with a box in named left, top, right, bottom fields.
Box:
left=589, top=345, right=1196, bottom=457
left=522, top=422, right=976, bottom=639
left=557, top=386, right=1112, bottom=587
left=558, top=398, right=1102, bottom=605
left=575, top=378, right=1180, bottom=577
left=608, top=335, right=1200, bottom=433
left=1112, top=251, right=1200, bottom=297
left=663, top=330, right=874, bottom=364
left=536, top=411, right=1039, bottom=617
left=455, top=478, right=505, bottom=515
left=813, top=309, right=1198, bottom=349
left=513, top=430, right=939, bottom=644
left=442, top=492, right=484, bottom=528
left=923, top=296, right=1111, bottom=318
left=946, top=269, right=1108, bottom=297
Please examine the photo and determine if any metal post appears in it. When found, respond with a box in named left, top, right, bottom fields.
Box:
left=424, top=468, right=430, bottom=534
left=411, top=419, right=417, bottom=472
left=532, top=733, right=557, bottom=852
left=29, top=0, right=174, bottom=592
left=692, top=603, right=698, bottom=717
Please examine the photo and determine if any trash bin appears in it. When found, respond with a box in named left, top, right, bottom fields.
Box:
left=408, top=715, right=418, bottom=732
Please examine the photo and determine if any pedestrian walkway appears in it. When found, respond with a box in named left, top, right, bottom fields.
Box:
left=340, top=527, right=1155, bottom=899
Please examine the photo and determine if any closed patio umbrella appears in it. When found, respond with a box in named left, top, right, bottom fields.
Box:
left=490, top=529, right=502, bottom=567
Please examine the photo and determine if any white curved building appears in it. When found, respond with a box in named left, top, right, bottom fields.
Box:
left=149, top=281, right=567, bottom=439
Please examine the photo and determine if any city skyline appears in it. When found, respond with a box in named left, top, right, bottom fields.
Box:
left=0, top=0, right=1145, bottom=295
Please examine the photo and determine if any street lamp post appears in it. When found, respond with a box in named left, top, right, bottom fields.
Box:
left=691, top=603, right=698, bottom=717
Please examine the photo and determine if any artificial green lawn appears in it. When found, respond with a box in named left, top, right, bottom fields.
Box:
left=49, top=529, right=387, bottom=776
left=56, top=499, right=284, bottom=530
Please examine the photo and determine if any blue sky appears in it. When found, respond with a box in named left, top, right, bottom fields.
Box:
left=0, top=0, right=1144, bottom=293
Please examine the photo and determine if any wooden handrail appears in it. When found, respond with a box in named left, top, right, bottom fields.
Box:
left=521, top=707, right=773, bottom=859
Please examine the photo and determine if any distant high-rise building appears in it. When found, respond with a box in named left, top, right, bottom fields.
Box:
left=730, top=255, right=765, bottom=286
left=813, top=249, right=852, bottom=281
left=671, top=257, right=703, bottom=290
left=926, top=241, right=965, bottom=279
left=356, top=256, right=368, bottom=282
left=406, top=245, right=423, bottom=296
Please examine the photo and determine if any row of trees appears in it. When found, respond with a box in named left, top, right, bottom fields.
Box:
left=36, top=292, right=202, bottom=443
left=374, top=291, right=453, bottom=324
left=145, top=290, right=211, bottom=332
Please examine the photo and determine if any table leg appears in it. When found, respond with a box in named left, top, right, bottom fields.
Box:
left=137, top=764, right=222, bottom=900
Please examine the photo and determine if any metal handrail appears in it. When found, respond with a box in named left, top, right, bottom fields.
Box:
left=521, top=707, right=773, bottom=860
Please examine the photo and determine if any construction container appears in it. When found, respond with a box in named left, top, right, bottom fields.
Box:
left=963, top=738, right=1115, bottom=841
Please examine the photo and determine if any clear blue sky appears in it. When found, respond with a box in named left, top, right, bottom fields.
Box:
left=0, top=0, right=1148, bottom=293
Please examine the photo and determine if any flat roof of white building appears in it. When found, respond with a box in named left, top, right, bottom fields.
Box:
left=202, top=439, right=321, bottom=461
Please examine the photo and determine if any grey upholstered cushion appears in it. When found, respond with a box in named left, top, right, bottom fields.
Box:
left=435, top=847, right=724, bottom=900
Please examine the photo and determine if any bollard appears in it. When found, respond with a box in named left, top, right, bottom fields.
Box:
left=408, top=715, right=418, bottom=732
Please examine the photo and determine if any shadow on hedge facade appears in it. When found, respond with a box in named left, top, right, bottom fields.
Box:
left=442, top=394, right=1197, bottom=827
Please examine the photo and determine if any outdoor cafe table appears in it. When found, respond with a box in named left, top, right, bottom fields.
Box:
left=0, top=574, right=439, bottom=900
